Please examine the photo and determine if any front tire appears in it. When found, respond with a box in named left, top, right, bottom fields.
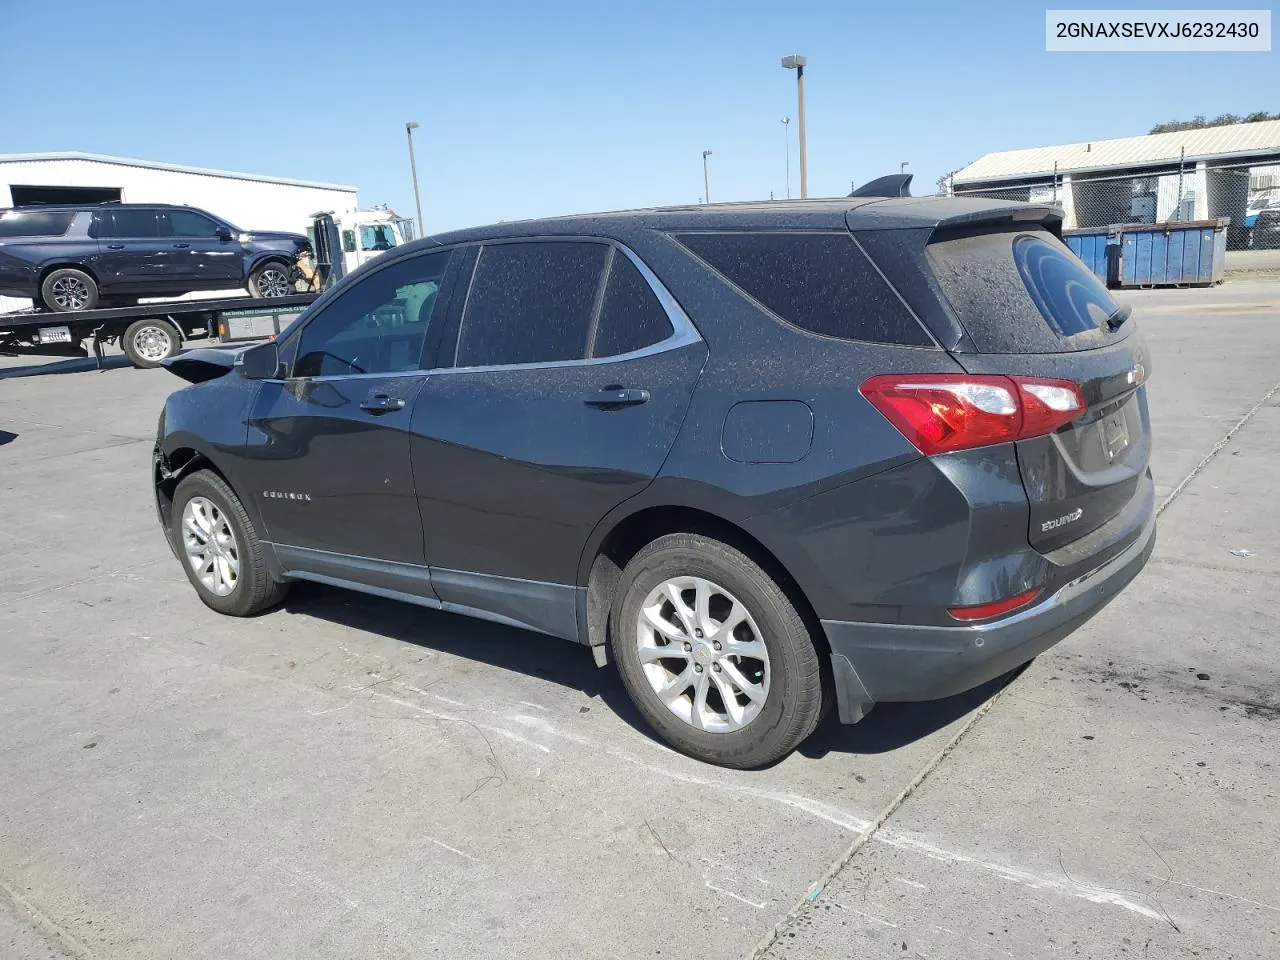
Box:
left=40, top=268, right=99, bottom=312
left=171, top=469, right=289, bottom=617
left=610, top=533, right=825, bottom=769
left=122, top=318, right=180, bottom=368
left=248, top=261, right=293, bottom=298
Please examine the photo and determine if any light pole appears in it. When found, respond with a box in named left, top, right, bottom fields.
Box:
left=405, top=122, right=424, bottom=238
left=900, top=161, right=909, bottom=175
left=781, top=55, right=808, bottom=198
left=702, top=150, right=713, bottom=204
left=781, top=117, right=791, bottom=199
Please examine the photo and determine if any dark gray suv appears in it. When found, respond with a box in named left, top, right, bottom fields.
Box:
left=153, top=196, right=1156, bottom=768
left=0, top=203, right=310, bottom=312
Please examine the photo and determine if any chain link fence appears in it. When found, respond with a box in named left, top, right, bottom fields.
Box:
left=948, top=158, right=1280, bottom=250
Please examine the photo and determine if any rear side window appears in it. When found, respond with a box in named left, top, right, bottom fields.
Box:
left=927, top=229, right=1117, bottom=353
left=99, top=209, right=162, bottom=238
left=592, top=253, right=674, bottom=358
left=673, top=231, right=932, bottom=346
left=0, top=210, right=75, bottom=238
left=456, top=241, right=609, bottom=366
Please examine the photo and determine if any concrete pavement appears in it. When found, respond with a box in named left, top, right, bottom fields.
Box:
left=1, top=281, right=1277, bottom=959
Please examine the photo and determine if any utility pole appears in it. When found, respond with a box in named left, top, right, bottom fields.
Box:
left=781, top=56, right=808, bottom=198
left=405, top=122, right=424, bottom=238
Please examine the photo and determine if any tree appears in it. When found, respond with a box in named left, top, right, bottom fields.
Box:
left=1151, top=111, right=1279, bottom=134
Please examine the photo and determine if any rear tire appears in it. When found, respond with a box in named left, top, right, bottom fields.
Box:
left=122, top=318, right=180, bottom=368
left=248, top=261, right=293, bottom=298
left=610, top=533, right=825, bottom=769
left=171, top=469, right=289, bottom=617
left=40, top=268, right=99, bottom=312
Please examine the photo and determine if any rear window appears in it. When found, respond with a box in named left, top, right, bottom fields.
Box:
left=673, top=231, right=933, bottom=346
left=0, top=210, right=75, bottom=238
left=927, top=229, right=1118, bottom=353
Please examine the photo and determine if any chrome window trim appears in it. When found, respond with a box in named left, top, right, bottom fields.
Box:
left=276, top=235, right=702, bottom=384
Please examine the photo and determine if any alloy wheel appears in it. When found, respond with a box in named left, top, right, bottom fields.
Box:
left=258, top=268, right=291, bottom=297
left=181, top=496, right=240, bottom=597
left=636, top=576, right=771, bottom=732
left=50, top=276, right=90, bottom=310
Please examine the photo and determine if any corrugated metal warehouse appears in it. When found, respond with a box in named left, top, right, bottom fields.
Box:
left=0, top=152, right=357, bottom=236
left=950, top=120, right=1280, bottom=247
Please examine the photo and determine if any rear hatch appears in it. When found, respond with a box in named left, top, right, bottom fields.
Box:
left=924, top=224, right=1152, bottom=552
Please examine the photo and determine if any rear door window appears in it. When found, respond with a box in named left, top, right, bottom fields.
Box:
left=455, top=241, right=609, bottom=366
left=673, top=231, right=933, bottom=345
left=0, top=210, right=75, bottom=238
left=591, top=252, right=674, bottom=358
left=103, top=209, right=162, bottom=239
left=927, top=228, right=1119, bottom=353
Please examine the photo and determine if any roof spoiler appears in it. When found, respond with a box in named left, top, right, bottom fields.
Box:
left=849, top=174, right=913, bottom=198
left=935, top=204, right=1065, bottom=238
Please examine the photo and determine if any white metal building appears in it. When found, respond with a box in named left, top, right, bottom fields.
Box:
left=950, top=121, right=1280, bottom=243
left=0, top=152, right=358, bottom=235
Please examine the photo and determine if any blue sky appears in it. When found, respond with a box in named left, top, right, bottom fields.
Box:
left=2, top=0, right=1275, bottom=232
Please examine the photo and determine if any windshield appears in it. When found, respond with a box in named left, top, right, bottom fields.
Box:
left=360, top=223, right=398, bottom=252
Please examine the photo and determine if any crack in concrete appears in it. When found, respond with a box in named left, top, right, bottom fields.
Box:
left=1155, top=378, right=1280, bottom=519
left=0, top=875, right=96, bottom=959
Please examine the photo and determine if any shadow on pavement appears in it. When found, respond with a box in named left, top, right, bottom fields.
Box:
left=799, top=665, right=1027, bottom=759
left=283, top=580, right=1027, bottom=761
left=0, top=431, right=16, bottom=446
left=281, top=581, right=660, bottom=745
left=0, top=355, right=132, bottom=379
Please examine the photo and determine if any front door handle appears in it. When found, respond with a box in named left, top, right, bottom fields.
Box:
left=584, top=386, right=651, bottom=408
left=106, top=243, right=126, bottom=250
left=360, top=394, right=406, bottom=414
left=173, top=242, right=191, bottom=249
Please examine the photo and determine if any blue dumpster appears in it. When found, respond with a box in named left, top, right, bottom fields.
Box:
left=1116, top=218, right=1229, bottom=288
left=1063, top=227, right=1120, bottom=286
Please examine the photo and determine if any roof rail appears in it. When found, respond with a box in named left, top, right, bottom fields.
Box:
left=849, top=174, right=913, bottom=198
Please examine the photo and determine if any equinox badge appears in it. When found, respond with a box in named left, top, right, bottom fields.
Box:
left=1041, top=508, right=1083, bottom=532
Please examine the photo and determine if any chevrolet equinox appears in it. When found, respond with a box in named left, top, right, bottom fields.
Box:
left=153, top=197, right=1156, bottom=768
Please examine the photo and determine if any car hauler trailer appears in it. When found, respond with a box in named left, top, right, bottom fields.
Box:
left=0, top=210, right=350, bottom=369
left=0, top=294, right=320, bottom=368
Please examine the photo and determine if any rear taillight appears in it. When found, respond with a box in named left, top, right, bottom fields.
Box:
left=860, top=374, right=1084, bottom=455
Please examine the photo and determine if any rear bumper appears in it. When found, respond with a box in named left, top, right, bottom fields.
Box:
left=823, top=507, right=1157, bottom=723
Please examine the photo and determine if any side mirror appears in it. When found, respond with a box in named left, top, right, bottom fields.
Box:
left=239, top=341, right=281, bottom=380
left=342, top=230, right=356, bottom=254
left=215, top=225, right=234, bottom=241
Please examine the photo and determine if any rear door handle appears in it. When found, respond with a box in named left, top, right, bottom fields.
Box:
left=106, top=243, right=125, bottom=250
left=360, top=394, right=406, bottom=414
left=173, top=242, right=190, bottom=249
left=584, top=386, right=650, bottom=408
